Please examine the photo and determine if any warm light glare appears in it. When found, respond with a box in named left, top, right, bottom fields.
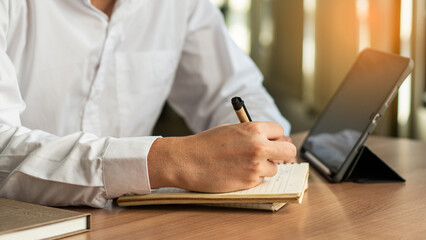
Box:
left=227, top=0, right=251, bottom=53
left=210, top=0, right=226, bottom=7
left=229, top=0, right=251, bottom=13
left=302, top=0, right=316, bottom=105
left=398, top=75, right=412, bottom=125
left=400, top=0, right=413, bottom=41
left=259, top=15, right=274, bottom=47
left=304, top=0, right=316, bottom=14
left=356, top=0, right=370, bottom=51
left=397, top=0, right=413, bottom=135
left=303, top=38, right=315, bottom=78
left=356, top=0, right=369, bottom=18
left=229, top=24, right=251, bottom=53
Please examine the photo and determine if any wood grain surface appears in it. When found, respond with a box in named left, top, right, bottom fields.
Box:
left=64, top=133, right=426, bottom=240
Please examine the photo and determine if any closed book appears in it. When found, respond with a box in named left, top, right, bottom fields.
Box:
left=0, top=198, right=91, bottom=240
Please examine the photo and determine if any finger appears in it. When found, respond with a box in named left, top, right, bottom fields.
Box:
left=278, top=136, right=292, bottom=142
left=266, top=141, right=297, bottom=163
left=270, top=157, right=298, bottom=164
left=244, top=176, right=265, bottom=189
left=270, top=157, right=297, bottom=164
left=259, top=160, right=278, bottom=177
left=254, top=122, right=285, bottom=140
left=274, top=137, right=296, bottom=163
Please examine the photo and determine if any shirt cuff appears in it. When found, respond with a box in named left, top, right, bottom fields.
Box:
left=102, top=136, right=160, bottom=198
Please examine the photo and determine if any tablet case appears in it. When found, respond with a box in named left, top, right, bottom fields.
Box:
left=344, top=145, right=405, bottom=183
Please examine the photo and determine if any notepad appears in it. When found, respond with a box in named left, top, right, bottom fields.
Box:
left=204, top=174, right=308, bottom=212
left=117, top=163, right=309, bottom=209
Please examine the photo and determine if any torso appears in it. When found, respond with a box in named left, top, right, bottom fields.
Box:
left=5, top=0, right=188, bottom=137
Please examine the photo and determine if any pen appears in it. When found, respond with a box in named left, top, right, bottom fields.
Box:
left=231, top=96, right=252, bottom=123
left=232, top=97, right=283, bottom=164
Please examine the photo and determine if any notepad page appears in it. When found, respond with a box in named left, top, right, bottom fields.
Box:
left=227, top=163, right=307, bottom=195
left=152, top=163, right=308, bottom=195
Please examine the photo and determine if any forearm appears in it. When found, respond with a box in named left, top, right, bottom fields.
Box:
left=0, top=124, right=158, bottom=207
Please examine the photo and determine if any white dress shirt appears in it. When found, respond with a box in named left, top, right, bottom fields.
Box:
left=0, top=0, right=290, bottom=207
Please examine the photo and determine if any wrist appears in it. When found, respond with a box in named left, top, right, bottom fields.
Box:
left=147, top=136, right=188, bottom=189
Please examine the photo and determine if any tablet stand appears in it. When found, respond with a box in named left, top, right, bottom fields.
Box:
left=344, top=145, right=405, bottom=183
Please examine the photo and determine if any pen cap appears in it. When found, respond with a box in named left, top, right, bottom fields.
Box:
left=231, top=97, right=244, bottom=111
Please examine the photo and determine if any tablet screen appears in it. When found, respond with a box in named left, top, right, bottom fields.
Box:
left=302, top=50, right=411, bottom=173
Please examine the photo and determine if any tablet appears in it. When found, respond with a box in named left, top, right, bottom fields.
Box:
left=300, top=49, right=413, bottom=182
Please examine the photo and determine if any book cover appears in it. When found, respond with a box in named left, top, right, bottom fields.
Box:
left=0, top=198, right=91, bottom=240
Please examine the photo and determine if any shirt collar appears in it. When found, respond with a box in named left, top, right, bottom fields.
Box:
left=81, top=0, right=144, bottom=23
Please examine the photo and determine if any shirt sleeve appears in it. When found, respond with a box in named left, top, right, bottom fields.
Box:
left=167, top=0, right=291, bottom=135
left=0, top=2, right=155, bottom=208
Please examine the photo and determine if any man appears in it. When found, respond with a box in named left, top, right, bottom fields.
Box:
left=0, top=0, right=296, bottom=208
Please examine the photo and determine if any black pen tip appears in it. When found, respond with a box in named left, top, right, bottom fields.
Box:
left=231, top=96, right=244, bottom=110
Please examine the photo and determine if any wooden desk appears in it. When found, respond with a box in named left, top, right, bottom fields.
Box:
left=65, top=133, right=426, bottom=239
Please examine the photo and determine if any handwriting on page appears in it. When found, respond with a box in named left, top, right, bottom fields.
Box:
left=228, top=164, right=293, bottom=195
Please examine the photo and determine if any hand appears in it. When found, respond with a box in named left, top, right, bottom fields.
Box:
left=147, top=122, right=297, bottom=193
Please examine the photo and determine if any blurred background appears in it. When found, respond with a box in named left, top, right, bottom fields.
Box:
left=154, top=0, right=426, bottom=140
